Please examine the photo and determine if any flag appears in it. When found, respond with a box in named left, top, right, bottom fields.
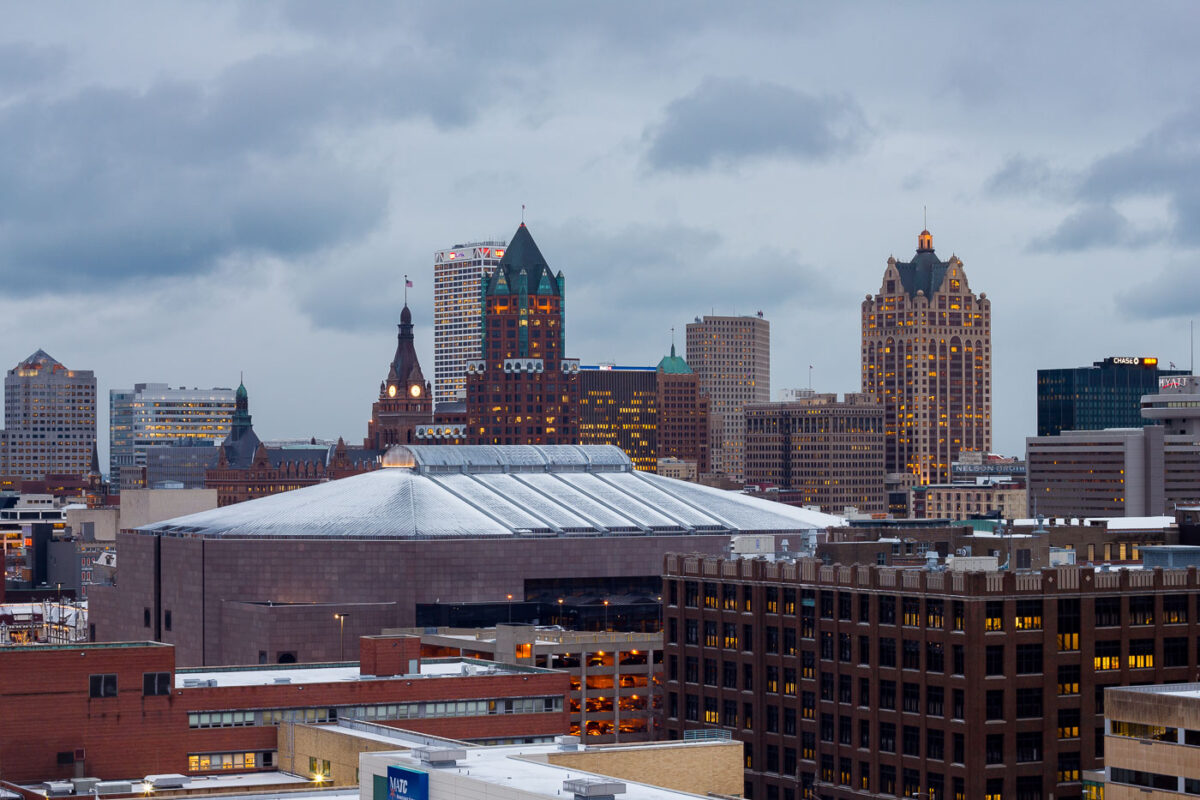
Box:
left=406, top=279, right=413, bottom=288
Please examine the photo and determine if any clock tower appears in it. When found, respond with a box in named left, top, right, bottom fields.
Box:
left=366, top=303, right=433, bottom=449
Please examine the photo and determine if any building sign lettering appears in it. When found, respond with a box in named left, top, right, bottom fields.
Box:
left=387, top=766, right=428, bottom=800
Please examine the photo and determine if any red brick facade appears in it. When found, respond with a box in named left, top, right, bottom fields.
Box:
left=0, top=636, right=568, bottom=783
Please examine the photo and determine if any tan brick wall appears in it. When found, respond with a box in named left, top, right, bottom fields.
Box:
left=277, top=723, right=401, bottom=786
left=543, top=741, right=742, bottom=796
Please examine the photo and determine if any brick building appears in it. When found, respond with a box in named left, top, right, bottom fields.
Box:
left=662, top=553, right=1200, bottom=800
left=0, top=634, right=567, bottom=783
left=364, top=303, right=433, bottom=450
left=656, top=344, right=710, bottom=476
left=205, top=382, right=377, bottom=506
left=744, top=393, right=885, bottom=515
left=464, top=223, right=580, bottom=445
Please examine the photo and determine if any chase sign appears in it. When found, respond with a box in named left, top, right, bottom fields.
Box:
left=387, top=766, right=429, bottom=800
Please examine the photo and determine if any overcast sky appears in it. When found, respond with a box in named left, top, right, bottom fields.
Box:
left=3, top=2, right=1199, bottom=464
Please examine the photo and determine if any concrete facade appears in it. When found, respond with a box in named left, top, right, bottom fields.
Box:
left=685, top=314, right=770, bottom=482
left=1104, top=684, right=1200, bottom=798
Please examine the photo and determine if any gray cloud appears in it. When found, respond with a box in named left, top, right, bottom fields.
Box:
left=986, top=155, right=1072, bottom=198
left=1028, top=204, right=1149, bottom=252
left=1120, top=260, right=1200, bottom=319
left=0, top=41, right=65, bottom=91
left=1030, top=106, right=1200, bottom=251
left=643, top=78, right=869, bottom=172
left=0, top=44, right=506, bottom=291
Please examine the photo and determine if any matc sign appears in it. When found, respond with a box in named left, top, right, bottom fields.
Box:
left=387, top=766, right=429, bottom=800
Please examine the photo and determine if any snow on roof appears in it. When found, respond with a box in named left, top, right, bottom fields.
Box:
left=175, top=658, right=532, bottom=689
left=142, top=445, right=843, bottom=538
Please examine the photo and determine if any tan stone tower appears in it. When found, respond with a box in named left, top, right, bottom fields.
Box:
left=861, top=229, right=991, bottom=485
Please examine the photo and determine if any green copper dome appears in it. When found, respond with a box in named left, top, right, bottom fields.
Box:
left=656, top=344, right=692, bottom=374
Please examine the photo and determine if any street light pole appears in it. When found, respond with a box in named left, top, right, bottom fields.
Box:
left=603, top=599, right=609, bottom=632
left=506, top=593, right=514, bottom=624
left=557, top=597, right=564, bottom=627
left=333, top=613, right=347, bottom=661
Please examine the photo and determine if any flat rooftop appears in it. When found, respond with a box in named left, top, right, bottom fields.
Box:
left=361, top=729, right=736, bottom=799
left=1108, top=682, right=1200, bottom=701
left=176, top=657, right=544, bottom=689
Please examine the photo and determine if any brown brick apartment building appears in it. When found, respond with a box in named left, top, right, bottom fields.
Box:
left=0, top=635, right=568, bottom=783
left=662, top=554, right=1200, bottom=800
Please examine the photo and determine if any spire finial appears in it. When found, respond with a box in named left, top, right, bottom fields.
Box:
left=924, top=205, right=927, bottom=231
left=670, top=326, right=676, bottom=357
left=521, top=204, right=526, bottom=224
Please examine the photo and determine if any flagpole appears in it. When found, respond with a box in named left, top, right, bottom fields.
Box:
left=404, top=274, right=409, bottom=306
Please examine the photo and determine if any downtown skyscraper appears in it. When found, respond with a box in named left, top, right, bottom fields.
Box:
left=0, top=350, right=96, bottom=481
left=685, top=314, right=770, bottom=482
left=861, top=229, right=991, bottom=485
left=433, top=240, right=506, bottom=407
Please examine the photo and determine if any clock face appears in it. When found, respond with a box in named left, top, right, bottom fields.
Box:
left=409, top=384, right=422, bottom=398
left=388, top=385, right=397, bottom=398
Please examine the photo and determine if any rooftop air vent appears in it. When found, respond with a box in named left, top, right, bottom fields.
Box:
left=412, top=746, right=466, bottom=767
left=563, top=778, right=626, bottom=800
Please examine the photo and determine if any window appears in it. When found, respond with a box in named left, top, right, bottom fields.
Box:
left=723, top=623, right=738, bottom=649
left=685, top=656, right=698, bottom=683
left=839, top=591, right=852, bottom=621
left=985, top=779, right=1003, bottom=800
left=820, top=671, right=833, bottom=701
left=685, top=620, right=698, bottom=645
left=986, top=690, right=1004, bottom=720
left=902, top=639, right=921, bottom=670
left=820, top=590, right=834, bottom=618
left=801, top=691, right=815, bottom=719
left=1014, top=599, right=1042, bottom=630
left=953, top=644, right=965, bottom=675
left=879, top=637, right=896, bottom=668
left=1163, top=594, right=1188, bottom=624
left=838, top=633, right=852, bottom=662
left=927, top=685, right=944, bottom=716
left=143, top=672, right=171, bottom=696
left=723, top=700, right=738, bottom=727
left=820, top=631, right=833, bottom=660
left=1057, top=751, right=1080, bottom=784
left=927, top=727, right=945, bottom=760
left=1058, top=664, right=1080, bottom=695
left=1164, top=637, right=1189, bottom=667
left=704, top=697, right=718, bottom=724
left=985, top=600, right=1003, bottom=631
left=1016, top=731, right=1042, bottom=762
left=927, top=599, right=944, bottom=628
left=705, top=621, right=719, bottom=647
left=879, top=722, right=896, bottom=752
left=765, top=625, right=779, bottom=653
left=1128, top=595, right=1154, bottom=625
left=985, top=645, right=1004, bottom=675
left=879, top=595, right=896, bottom=625
left=89, top=673, right=117, bottom=698
left=308, top=757, right=330, bottom=778
left=859, top=635, right=871, bottom=665
left=985, top=734, right=1004, bottom=764
left=704, top=659, right=718, bottom=686
left=879, top=680, right=896, bottom=710
left=1094, top=640, right=1120, bottom=671
left=1057, top=598, right=1080, bottom=651
left=784, top=707, right=796, bottom=736
left=1016, top=687, right=1042, bottom=718
left=1015, top=644, right=1043, bottom=674
left=767, top=665, right=780, bottom=693
left=903, top=725, right=920, bottom=756
left=860, top=718, right=871, bottom=748
left=801, top=650, right=815, bottom=679
left=1128, top=638, right=1155, bottom=669
left=902, top=597, right=920, bottom=626
left=1110, top=768, right=1180, bottom=792
left=705, top=582, right=719, bottom=609
left=1057, top=708, right=1080, bottom=739
left=1094, top=596, right=1120, bottom=627
left=820, top=713, right=834, bottom=742
left=953, top=733, right=964, bottom=764
left=839, top=674, right=852, bottom=704
left=952, top=689, right=964, bottom=720
left=927, top=641, right=945, bottom=672
left=723, top=661, right=737, bottom=689
left=952, top=600, right=964, bottom=630
left=839, top=715, right=852, bottom=746
left=684, top=581, right=698, bottom=607
left=903, top=682, right=920, bottom=713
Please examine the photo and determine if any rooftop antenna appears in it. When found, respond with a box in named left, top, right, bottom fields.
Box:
left=1191, top=319, right=1194, bottom=374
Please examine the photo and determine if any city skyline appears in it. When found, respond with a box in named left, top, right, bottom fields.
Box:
left=1, top=4, right=1197, bottom=466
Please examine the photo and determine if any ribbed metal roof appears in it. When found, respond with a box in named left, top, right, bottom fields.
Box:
left=143, top=444, right=844, bottom=538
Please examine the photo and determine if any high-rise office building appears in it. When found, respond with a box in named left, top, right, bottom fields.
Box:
left=663, top=554, right=1200, bottom=800
left=743, top=393, right=886, bottom=515
left=109, top=383, right=236, bottom=491
left=1036, top=356, right=1187, bottom=437
left=685, top=314, right=770, bottom=481
left=862, top=229, right=991, bottom=486
left=0, top=350, right=96, bottom=481
left=465, top=224, right=580, bottom=445
left=656, top=344, right=710, bottom=476
left=365, top=303, right=433, bottom=449
left=433, top=240, right=507, bottom=407
left=578, top=365, right=658, bottom=471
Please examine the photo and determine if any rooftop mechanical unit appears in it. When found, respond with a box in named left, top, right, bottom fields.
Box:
left=562, top=778, right=626, bottom=800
